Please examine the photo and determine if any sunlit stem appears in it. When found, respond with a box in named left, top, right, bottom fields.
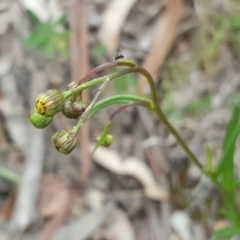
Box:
left=133, top=65, right=204, bottom=171
left=66, top=59, right=203, bottom=171
left=63, top=67, right=141, bottom=99
left=71, top=59, right=136, bottom=86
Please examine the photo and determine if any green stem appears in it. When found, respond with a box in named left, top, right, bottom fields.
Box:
left=63, top=67, right=145, bottom=100
left=64, top=60, right=203, bottom=171
left=88, top=94, right=153, bottom=119
left=71, top=59, right=136, bottom=86
left=134, top=66, right=204, bottom=171
left=73, top=77, right=111, bottom=134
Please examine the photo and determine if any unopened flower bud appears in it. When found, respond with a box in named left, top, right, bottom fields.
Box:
left=62, top=99, right=82, bottom=119
left=36, top=89, right=65, bottom=117
left=29, top=108, right=52, bottom=129
left=72, top=99, right=89, bottom=113
left=97, top=134, right=113, bottom=147
left=52, top=130, right=76, bottom=154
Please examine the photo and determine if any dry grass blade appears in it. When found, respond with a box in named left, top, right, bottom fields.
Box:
left=10, top=129, right=45, bottom=233
left=52, top=203, right=115, bottom=240
left=68, top=0, right=90, bottom=186
left=145, top=200, right=162, bottom=240
left=9, top=71, right=48, bottom=233
left=139, top=0, right=183, bottom=93
left=36, top=174, right=72, bottom=240
left=101, top=209, right=136, bottom=240
left=37, top=174, right=70, bottom=219
left=91, top=146, right=169, bottom=201
left=0, top=74, right=29, bottom=152
left=98, top=0, right=137, bottom=53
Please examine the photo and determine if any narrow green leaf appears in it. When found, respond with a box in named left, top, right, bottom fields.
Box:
left=0, top=166, right=21, bottom=183
left=212, top=226, right=240, bottom=240
left=206, top=145, right=213, bottom=170
left=215, top=122, right=240, bottom=187
left=222, top=105, right=240, bottom=155
left=88, top=95, right=152, bottom=119
left=221, top=203, right=239, bottom=223
left=212, top=105, right=240, bottom=221
left=215, top=105, right=240, bottom=186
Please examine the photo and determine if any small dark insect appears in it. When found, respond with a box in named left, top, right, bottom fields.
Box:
left=115, top=54, right=124, bottom=60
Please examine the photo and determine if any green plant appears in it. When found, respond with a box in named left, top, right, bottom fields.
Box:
left=29, top=58, right=240, bottom=239
left=210, top=105, right=240, bottom=239
left=25, top=11, right=70, bottom=59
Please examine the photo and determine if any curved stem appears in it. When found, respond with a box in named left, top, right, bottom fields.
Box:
left=65, top=61, right=203, bottom=171
left=63, top=67, right=140, bottom=99
left=71, top=59, right=136, bottom=86
left=134, top=66, right=203, bottom=171
left=71, top=68, right=141, bottom=134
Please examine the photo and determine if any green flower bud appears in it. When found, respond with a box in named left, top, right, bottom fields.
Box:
left=36, top=89, right=65, bottom=117
left=72, top=99, right=89, bottom=113
left=97, top=134, right=113, bottom=147
left=62, top=99, right=82, bottom=119
left=52, top=130, right=76, bottom=154
left=29, top=108, right=52, bottom=129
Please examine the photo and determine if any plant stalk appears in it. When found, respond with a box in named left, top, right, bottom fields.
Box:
left=134, top=66, right=204, bottom=171
left=65, top=62, right=203, bottom=171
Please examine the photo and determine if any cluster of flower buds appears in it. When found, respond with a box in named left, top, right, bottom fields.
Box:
left=29, top=89, right=65, bottom=129
left=29, top=88, right=89, bottom=154
left=62, top=96, right=89, bottom=119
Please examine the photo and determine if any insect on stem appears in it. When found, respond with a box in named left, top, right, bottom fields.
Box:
left=115, top=54, right=124, bottom=60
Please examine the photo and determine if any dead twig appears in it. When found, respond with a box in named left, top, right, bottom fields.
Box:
left=68, top=0, right=90, bottom=186
left=98, top=0, right=137, bottom=53
left=9, top=71, right=47, bottom=235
